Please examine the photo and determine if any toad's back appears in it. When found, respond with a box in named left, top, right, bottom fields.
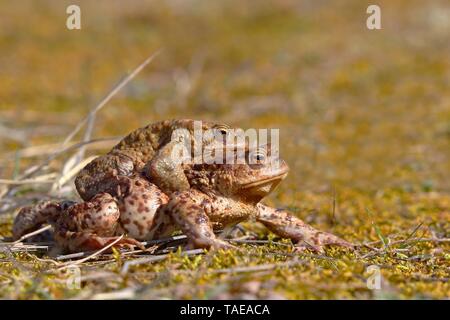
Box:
left=75, top=119, right=219, bottom=200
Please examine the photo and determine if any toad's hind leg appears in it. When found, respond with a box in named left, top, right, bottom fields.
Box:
left=55, top=193, right=142, bottom=252
left=256, top=204, right=354, bottom=253
left=116, top=177, right=169, bottom=241
left=12, top=200, right=74, bottom=241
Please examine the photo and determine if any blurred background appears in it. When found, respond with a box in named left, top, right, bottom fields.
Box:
left=0, top=0, right=449, bottom=299
left=0, top=0, right=449, bottom=193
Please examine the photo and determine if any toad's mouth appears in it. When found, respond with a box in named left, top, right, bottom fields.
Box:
left=240, top=171, right=288, bottom=189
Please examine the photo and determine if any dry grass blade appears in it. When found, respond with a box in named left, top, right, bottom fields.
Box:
left=9, top=244, right=49, bottom=252
left=1, top=138, right=118, bottom=161
left=51, top=155, right=97, bottom=191
left=391, top=237, right=450, bottom=245
left=91, top=288, right=136, bottom=300
left=62, top=50, right=161, bottom=146
left=74, top=100, right=97, bottom=164
left=1, top=225, right=52, bottom=245
left=55, top=234, right=188, bottom=261
left=0, top=138, right=117, bottom=204
left=210, top=260, right=306, bottom=274
left=165, top=258, right=308, bottom=276
left=227, top=239, right=291, bottom=247
left=120, top=248, right=204, bottom=275
left=362, top=237, right=450, bottom=248
left=0, top=178, right=54, bottom=185
left=55, top=251, right=88, bottom=261
left=399, top=222, right=424, bottom=249
left=57, top=235, right=125, bottom=270
left=0, top=49, right=160, bottom=199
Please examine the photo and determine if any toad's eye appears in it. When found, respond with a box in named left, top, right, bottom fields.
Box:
left=214, top=124, right=230, bottom=136
left=255, top=153, right=265, bottom=161
left=250, top=149, right=266, bottom=163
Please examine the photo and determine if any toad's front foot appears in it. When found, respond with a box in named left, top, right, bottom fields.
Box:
left=293, top=231, right=354, bottom=253
left=256, top=204, right=354, bottom=253
left=150, top=191, right=238, bottom=251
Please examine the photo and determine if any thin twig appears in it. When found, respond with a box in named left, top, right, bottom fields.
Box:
left=62, top=50, right=161, bottom=146
left=0, top=179, right=55, bottom=185
left=51, top=155, right=97, bottom=191
left=75, top=98, right=97, bottom=163
left=363, top=237, right=450, bottom=248
left=227, top=239, right=291, bottom=247
left=3, top=225, right=52, bottom=245
left=57, top=235, right=125, bottom=270
left=162, top=258, right=308, bottom=276
left=210, top=259, right=307, bottom=274
left=120, top=248, right=204, bottom=275
left=91, top=288, right=136, bottom=300
left=0, top=137, right=118, bottom=161
left=0, top=138, right=118, bottom=202
left=55, top=234, right=188, bottom=261
left=6, top=245, right=50, bottom=253
left=1, top=51, right=160, bottom=200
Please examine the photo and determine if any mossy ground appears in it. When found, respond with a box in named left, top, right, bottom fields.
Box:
left=0, top=0, right=449, bottom=299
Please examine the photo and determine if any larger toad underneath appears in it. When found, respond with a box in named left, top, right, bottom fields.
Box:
left=13, top=139, right=352, bottom=253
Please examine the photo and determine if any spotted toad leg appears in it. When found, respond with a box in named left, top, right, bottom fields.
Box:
left=13, top=200, right=75, bottom=241
left=149, top=191, right=234, bottom=249
left=256, top=204, right=354, bottom=253
left=116, top=176, right=169, bottom=241
left=55, top=193, right=143, bottom=252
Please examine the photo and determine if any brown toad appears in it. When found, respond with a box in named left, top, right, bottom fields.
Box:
left=13, top=142, right=352, bottom=253
left=13, top=119, right=243, bottom=240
